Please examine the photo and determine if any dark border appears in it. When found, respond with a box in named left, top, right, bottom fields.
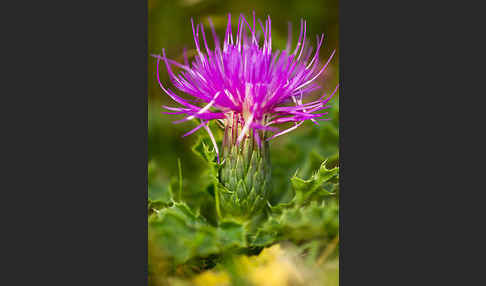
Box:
left=8, top=1, right=149, bottom=284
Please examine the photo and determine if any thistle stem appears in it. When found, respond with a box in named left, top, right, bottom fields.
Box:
left=177, top=158, right=182, bottom=201
left=214, top=183, right=222, bottom=220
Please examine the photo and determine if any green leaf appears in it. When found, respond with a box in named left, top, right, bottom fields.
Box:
left=290, top=160, right=339, bottom=205
left=251, top=230, right=278, bottom=246
left=218, top=220, right=247, bottom=248
left=254, top=200, right=339, bottom=245
left=250, top=160, right=339, bottom=248
left=149, top=203, right=248, bottom=265
left=148, top=160, right=174, bottom=203
left=192, top=136, right=217, bottom=164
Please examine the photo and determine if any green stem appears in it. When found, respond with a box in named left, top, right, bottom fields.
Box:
left=214, top=182, right=222, bottom=220
left=177, top=158, right=182, bottom=201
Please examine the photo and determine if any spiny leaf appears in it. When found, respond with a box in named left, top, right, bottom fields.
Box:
left=192, top=136, right=217, bottom=164
left=290, top=160, right=339, bottom=205
left=149, top=203, right=247, bottom=265
left=253, top=200, right=339, bottom=246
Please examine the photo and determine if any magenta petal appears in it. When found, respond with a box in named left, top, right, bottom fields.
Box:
left=156, top=12, right=336, bottom=149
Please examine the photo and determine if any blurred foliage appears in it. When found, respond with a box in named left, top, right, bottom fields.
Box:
left=152, top=243, right=338, bottom=286
left=148, top=0, right=339, bottom=285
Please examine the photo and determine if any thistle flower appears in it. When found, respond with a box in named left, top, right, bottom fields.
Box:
left=154, top=12, right=338, bottom=219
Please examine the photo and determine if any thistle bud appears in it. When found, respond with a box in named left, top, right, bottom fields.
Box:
left=218, top=120, right=271, bottom=219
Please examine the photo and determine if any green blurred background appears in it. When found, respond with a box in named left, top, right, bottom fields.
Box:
left=148, top=0, right=339, bottom=208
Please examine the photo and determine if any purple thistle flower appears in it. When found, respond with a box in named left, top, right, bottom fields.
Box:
left=154, top=12, right=338, bottom=163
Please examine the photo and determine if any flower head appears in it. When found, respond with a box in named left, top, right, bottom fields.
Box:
left=154, top=12, right=338, bottom=162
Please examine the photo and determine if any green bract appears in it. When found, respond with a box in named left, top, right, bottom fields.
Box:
left=219, top=134, right=271, bottom=220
